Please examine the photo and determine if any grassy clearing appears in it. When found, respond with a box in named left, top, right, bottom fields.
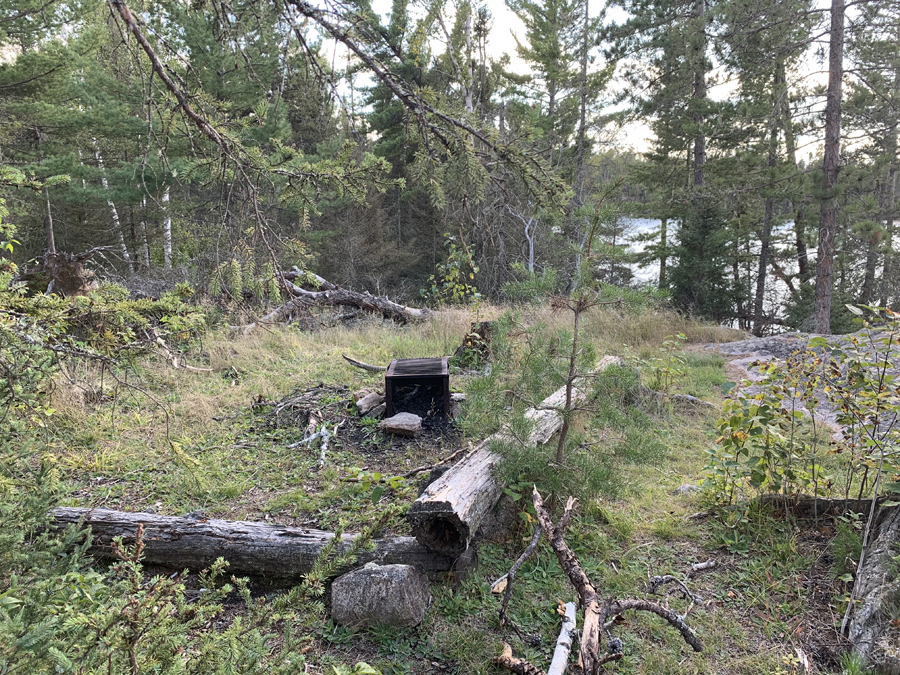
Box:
left=44, top=304, right=852, bottom=674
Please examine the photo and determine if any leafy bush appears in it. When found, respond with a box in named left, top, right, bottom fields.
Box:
left=703, top=306, right=900, bottom=504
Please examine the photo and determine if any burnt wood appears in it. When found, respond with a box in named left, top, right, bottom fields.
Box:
left=385, top=357, right=450, bottom=417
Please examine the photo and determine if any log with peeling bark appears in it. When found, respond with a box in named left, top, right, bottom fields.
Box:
left=239, top=269, right=430, bottom=331
left=51, top=508, right=454, bottom=577
left=408, top=356, right=623, bottom=557
left=847, top=505, right=900, bottom=674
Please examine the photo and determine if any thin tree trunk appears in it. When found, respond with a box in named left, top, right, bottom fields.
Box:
left=93, top=145, right=134, bottom=274
left=139, top=196, right=151, bottom=270
left=691, top=0, right=708, bottom=191
left=575, top=0, right=590, bottom=194
left=43, top=188, right=56, bottom=254
left=879, top=61, right=900, bottom=308
left=754, top=97, right=780, bottom=336
left=813, top=0, right=846, bottom=334
left=464, top=12, right=474, bottom=114
left=163, top=186, right=173, bottom=269
left=659, top=217, right=668, bottom=288
left=776, top=60, right=810, bottom=287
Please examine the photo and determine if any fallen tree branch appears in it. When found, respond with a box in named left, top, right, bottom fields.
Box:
left=531, top=488, right=703, bottom=674
left=342, top=354, right=388, bottom=372
left=532, top=490, right=605, bottom=675
left=548, top=602, right=577, bottom=675
left=496, top=643, right=546, bottom=675
left=495, top=599, right=578, bottom=675
left=688, top=559, right=717, bottom=578
left=606, top=599, right=703, bottom=652
left=647, top=574, right=702, bottom=604
left=342, top=446, right=471, bottom=483
left=491, top=524, right=543, bottom=625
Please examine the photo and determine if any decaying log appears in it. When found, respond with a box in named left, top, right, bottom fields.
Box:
left=847, top=505, right=900, bottom=674
left=236, top=269, right=430, bottom=332
left=51, top=508, right=454, bottom=577
left=408, top=356, right=623, bottom=557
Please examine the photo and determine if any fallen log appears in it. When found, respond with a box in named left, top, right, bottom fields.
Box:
left=408, top=355, right=623, bottom=557
left=51, top=508, right=454, bottom=578
left=847, top=504, right=900, bottom=674
left=235, top=269, right=430, bottom=332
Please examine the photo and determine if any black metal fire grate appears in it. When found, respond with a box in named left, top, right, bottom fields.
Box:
left=385, top=357, right=450, bottom=417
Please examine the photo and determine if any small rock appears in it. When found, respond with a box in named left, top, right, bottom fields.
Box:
left=365, top=402, right=387, bottom=419
left=674, top=484, right=701, bottom=495
left=356, top=392, right=385, bottom=416
left=449, top=392, right=465, bottom=418
left=380, top=412, right=422, bottom=437
left=353, top=388, right=372, bottom=401
left=331, top=563, right=431, bottom=627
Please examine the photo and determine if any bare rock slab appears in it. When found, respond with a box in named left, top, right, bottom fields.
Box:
left=331, top=563, right=431, bottom=628
left=380, top=412, right=422, bottom=437
left=356, top=392, right=385, bottom=416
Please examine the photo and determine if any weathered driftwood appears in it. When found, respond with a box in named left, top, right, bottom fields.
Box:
left=51, top=508, right=454, bottom=577
left=847, top=505, right=900, bottom=674
left=408, top=356, right=623, bottom=557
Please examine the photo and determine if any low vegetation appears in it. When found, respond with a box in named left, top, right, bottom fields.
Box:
left=7, top=285, right=898, bottom=674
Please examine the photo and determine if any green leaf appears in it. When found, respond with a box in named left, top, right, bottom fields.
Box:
left=371, top=486, right=385, bottom=504
left=845, top=304, right=864, bottom=316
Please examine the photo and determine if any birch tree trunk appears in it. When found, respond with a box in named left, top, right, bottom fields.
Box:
left=93, top=145, right=134, bottom=274
left=162, top=186, right=173, bottom=269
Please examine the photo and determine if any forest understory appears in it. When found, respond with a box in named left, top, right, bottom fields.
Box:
left=4, top=302, right=895, bottom=675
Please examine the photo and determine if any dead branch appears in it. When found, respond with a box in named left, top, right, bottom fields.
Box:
left=496, top=643, right=547, bottom=675
left=647, top=574, right=702, bottom=603
left=606, top=599, right=703, bottom=652
left=548, top=602, right=577, bottom=675
left=491, top=524, right=543, bottom=625
left=688, top=559, right=717, bottom=578
left=532, top=489, right=605, bottom=675
left=531, top=488, right=703, bottom=674
left=342, top=354, right=388, bottom=372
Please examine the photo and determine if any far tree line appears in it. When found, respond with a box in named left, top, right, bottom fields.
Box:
left=0, top=0, right=897, bottom=334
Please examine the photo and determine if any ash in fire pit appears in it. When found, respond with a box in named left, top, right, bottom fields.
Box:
left=385, top=357, right=449, bottom=420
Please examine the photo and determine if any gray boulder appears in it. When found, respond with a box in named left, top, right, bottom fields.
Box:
left=331, top=563, right=431, bottom=628
left=380, top=412, right=422, bottom=437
